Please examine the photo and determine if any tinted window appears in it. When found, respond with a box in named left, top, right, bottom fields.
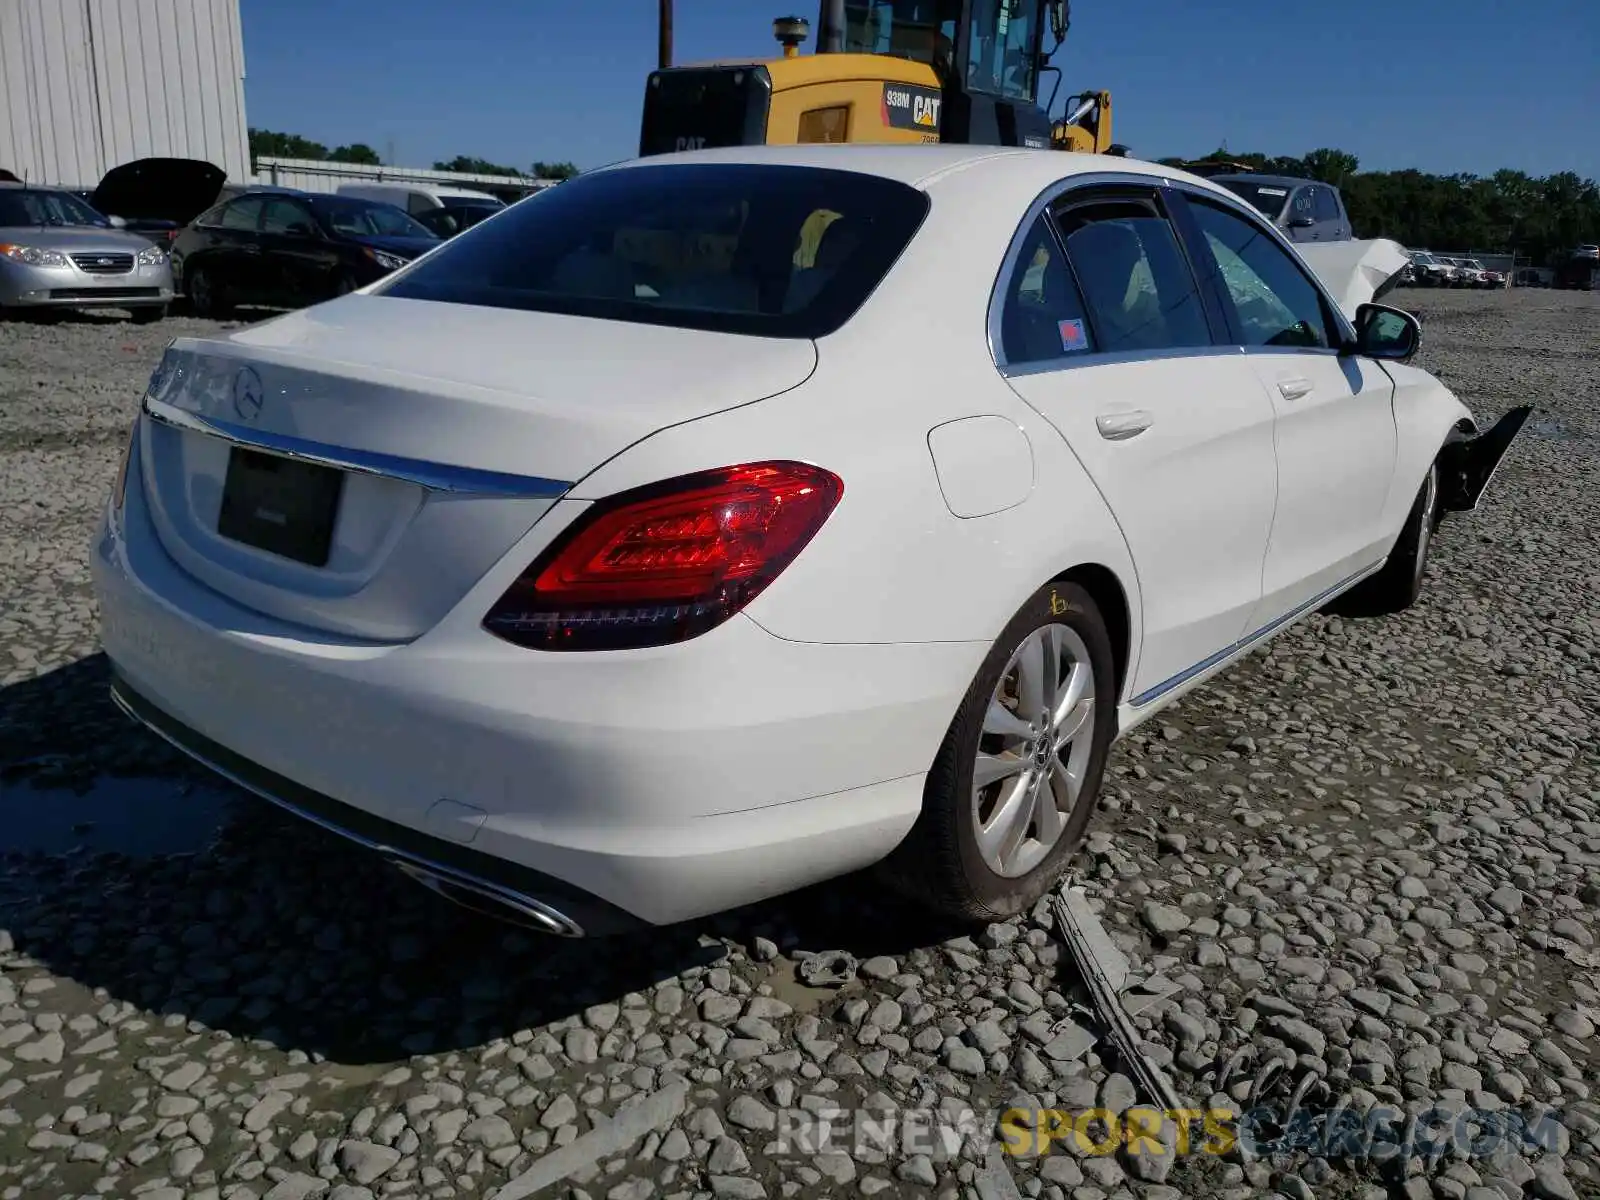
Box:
left=219, top=198, right=263, bottom=231
left=965, top=0, right=1038, bottom=102
left=1311, top=186, right=1341, bottom=221
left=1187, top=198, right=1336, bottom=349
left=1289, top=187, right=1315, bottom=222
left=260, top=198, right=315, bottom=235
left=380, top=163, right=931, bottom=339
left=1054, top=198, right=1212, bottom=354
left=999, top=216, right=1092, bottom=363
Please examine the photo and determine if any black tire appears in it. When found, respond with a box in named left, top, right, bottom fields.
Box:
left=1336, top=461, right=1441, bottom=617
left=186, top=265, right=230, bottom=318
left=878, top=580, right=1118, bottom=923
left=130, top=304, right=167, bottom=325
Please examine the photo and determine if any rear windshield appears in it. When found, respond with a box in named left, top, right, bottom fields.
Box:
left=378, top=163, right=932, bottom=339
left=1214, top=179, right=1292, bottom=221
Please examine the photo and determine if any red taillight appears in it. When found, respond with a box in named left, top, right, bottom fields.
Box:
left=483, top=461, right=843, bottom=651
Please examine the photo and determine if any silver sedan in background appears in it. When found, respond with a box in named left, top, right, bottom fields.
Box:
left=0, top=184, right=173, bottom=322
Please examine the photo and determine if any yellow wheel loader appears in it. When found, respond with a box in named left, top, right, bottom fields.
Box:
left=639, top=1, right=1122, bottom=160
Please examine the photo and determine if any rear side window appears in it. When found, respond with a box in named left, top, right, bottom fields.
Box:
left=380, top=163, right=931, bottom=339
left=1053, top=198, right=1212, bottom=354
left=998, top=216, right=1093, bottom=364
left=1312, top=186, right=1341, bottom=221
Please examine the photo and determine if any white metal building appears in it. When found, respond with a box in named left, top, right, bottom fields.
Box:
left=0, top=0, right=250, bottom=189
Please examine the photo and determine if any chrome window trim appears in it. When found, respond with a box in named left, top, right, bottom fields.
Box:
left=1000, top=342, right=1245, bottom=379
left=986, top=170, right=1359, bottom=376
left=141, top=394, right=572, bottom=499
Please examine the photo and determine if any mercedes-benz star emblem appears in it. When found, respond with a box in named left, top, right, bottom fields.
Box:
left=232, top=366, right=264, bottom=421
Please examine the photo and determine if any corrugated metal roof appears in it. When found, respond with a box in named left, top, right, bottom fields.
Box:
left=0, top=0, right=250, bottom=188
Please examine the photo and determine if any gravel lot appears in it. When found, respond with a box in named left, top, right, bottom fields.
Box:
left=1, top=290, right=1597, bottom=1200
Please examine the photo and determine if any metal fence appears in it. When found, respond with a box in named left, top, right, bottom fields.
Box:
left=253, top=156, right=559, bottom=203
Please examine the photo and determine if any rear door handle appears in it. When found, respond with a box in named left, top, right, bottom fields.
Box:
left=1277, top=376, right=1313, bottom=400
left=1095, top=410, right=1153, bottom=440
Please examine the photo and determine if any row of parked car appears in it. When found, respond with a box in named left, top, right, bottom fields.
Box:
left=1400, top=250, right=1506, bottom=289
left=0, top=157, right=512, bottom=323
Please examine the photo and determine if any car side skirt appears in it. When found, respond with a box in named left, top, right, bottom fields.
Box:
left=1114, top=559, right=1385, bottom=737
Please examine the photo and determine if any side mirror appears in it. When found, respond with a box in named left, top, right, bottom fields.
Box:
left=108, top=215, right=127, bottom=228
left=285, top=222, right=315, bottom=237
left=1351, top=302, right=1421, bottom=362
left=1286, top=215, right=1316, bottom=229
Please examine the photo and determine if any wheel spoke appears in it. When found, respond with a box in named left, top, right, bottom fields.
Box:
left=1033, top=774, right=1065, bottom=844
left=977, top=771, right=1035, bottom=866
left=973, top=750, right=1026, bottom=789
left=1050, top=755, right=1083, bottom=810
left=1054, top=697, right=1094, bottom=749
left=983, top=700, right=1034, bottom=742
left=1015, top=630, right=1050, bottom=727
left=1050, top=658, right=1091, bottom=731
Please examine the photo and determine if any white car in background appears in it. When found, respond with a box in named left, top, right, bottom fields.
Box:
left=92, top=146, right=1532, bottom=936
left=1407, top=250, right=1456, bottom=287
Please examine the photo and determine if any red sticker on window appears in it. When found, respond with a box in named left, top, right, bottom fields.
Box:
left=1058, top=318, right=1088, bottom=352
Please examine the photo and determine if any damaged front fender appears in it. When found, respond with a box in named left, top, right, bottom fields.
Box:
left=1438, top=404, right=1534, bottom=512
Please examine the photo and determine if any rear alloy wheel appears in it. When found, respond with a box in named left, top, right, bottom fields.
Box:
left=186, top=266, right=229, bottom=318
left=1336, top=460, right=1441, bottom=617
left=880, top=581, right=1116, bottom=923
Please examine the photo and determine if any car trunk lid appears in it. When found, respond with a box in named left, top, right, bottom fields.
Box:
left=137, top=293, right=818, bottom=642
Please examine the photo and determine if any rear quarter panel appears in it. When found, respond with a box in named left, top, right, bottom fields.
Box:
left=568, top=163, right=1144, bottom=675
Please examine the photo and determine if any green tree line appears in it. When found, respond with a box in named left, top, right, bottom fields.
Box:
left=1164, top=147, right=1600, bottom=265
left=248, top=130, right=578, bottom=181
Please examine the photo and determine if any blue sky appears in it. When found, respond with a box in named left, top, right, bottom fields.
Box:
left=239, top=0, right=1599, bottom=180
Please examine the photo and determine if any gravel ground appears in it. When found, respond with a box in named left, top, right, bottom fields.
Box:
left=1, top=290, right=1597, bottom=1200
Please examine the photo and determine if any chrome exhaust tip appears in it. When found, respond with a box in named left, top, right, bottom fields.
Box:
left=387, top=858, right=585, bottom=938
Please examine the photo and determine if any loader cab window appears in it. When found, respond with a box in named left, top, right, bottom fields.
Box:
left=844, top=1, right=958, bottom=72
left=965, top=0, right=1039, bottom=102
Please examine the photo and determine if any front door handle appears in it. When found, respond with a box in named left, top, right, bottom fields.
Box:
left=1095, top=410, right=1153, bottom=440
left=1277, top=376, right=1313, bottom=400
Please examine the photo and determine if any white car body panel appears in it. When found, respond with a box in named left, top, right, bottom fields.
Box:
left=1239, top=351, right=1398, bottom=625
left=1296, top=238, right=1411, bottom=317
left=1004, top=354, right=1277, bottom=701
left=925, top=416, right=1035, bottom=518
left=91, top=144, right=1500, bottom=933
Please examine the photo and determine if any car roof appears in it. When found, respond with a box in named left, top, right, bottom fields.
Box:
left=601, top=144, right=1236, bottom=204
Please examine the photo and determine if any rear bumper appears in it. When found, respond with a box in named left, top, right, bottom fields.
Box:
left=91, top=460, right=982, bottom=930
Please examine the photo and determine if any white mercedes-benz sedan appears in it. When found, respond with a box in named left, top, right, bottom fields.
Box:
left=92, top=145, right=1531, bottom=937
